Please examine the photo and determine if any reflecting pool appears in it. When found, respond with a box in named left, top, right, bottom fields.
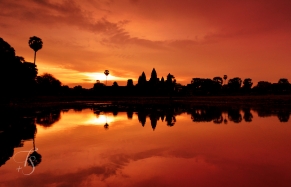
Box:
left=0, top=105, right=291, bottom=187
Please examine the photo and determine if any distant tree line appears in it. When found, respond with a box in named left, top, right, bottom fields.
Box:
left=1, top=37, right=290, bottom=101
left=186, top=76, right=291, bottom=95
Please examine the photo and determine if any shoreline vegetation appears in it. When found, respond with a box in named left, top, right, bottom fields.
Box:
left=4, top=95, right=291, bottom=109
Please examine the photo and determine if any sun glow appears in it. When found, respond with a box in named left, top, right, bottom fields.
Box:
left=83, top=73, right=126, bottom=82
left=85, top=114, right=114, bottom=126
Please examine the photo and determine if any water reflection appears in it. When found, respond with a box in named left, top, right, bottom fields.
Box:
left=27, top=137, right=42, bottom=167
left=228, top=108, right=242, bottom=123
left=0, top=109, right=37, bottom=167
left=0, top=104, right=291, bottom=187
left=89, top=104, right=291, bottom=128
left=36, top=109, right=61, bottom=127
left=243, top=107, right=253, bottom=122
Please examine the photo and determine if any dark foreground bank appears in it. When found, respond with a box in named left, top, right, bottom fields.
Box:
left=2, top=95, right=291, bottom=109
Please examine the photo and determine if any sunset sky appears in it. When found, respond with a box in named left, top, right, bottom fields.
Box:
left=1, top=0, right=290, bottom=88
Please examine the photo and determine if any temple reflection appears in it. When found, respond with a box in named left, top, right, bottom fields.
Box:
left=0, top=104, right=290, bottom=169
left=89, top=104, right=290, bottom=127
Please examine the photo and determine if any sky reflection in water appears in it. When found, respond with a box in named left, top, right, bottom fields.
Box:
left=1, top=107, right=291, bottom=187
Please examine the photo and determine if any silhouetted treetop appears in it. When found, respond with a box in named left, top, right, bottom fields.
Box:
left=29, top=36, right=43, bottom=65
left=28, top=36, right=43, bottom=52
left=213, top=77, right=223, bottom=85
left=0, top=38, right=38, bottom=98
left=242, top=78, right=253, bottom=90
left=278, top=78, right=289, bottom=84
left=0, top=38, right=16, bottom=60
left=228, top=77, right=242, bottom=90
left=36, top=73, right=62, bottom=95
left=37, top=73, right=61, bottom=85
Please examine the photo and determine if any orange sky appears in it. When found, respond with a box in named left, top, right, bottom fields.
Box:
left=1, top=0, right=291, bottom=88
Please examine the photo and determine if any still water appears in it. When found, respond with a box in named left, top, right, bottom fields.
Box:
left=0, top=105, right=291, bottom=187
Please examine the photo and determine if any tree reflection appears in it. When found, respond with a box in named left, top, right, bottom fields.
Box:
left=0, top=110, right=37, bottom=167
left=277, top=110, right=290, bottom=122
left=104, top=112, right=109, bottom=129
left=227, top=108, right=242, bottom=123
left=27, top=137, right=42, bottom=167
left=190, top=107, right=223, bottom=123
left=243, top=108, right=253, bottom=122
left=104, top=123, right=109, bottom=129
left=191, top=109, right=212, bottom=122
left=257, top=108, right=273, bottom=118
left=36, top=109, right=61, bottom=127
left=213, top=116, right=223, bottom=124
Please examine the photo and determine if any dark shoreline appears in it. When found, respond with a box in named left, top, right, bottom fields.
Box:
left=3, top=95, right=291, bottom=109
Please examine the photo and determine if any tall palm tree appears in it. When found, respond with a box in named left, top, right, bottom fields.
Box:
left=28, top=36, right=43, bottom=65
left=104, top=70, right=109, bottom=85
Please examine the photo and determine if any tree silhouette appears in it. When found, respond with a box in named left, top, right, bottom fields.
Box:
left=27, top=137, right=42, bottom=167
left=253, top=81, right=272, bottom=94
left=36, top=109, right=61, bottom=127
left=28, top=36, right=43, bottom=65
left=0, top=38, right=38, bottom=99
left=242, top=78, right=253, bottom=93
left=104, top=70, right=109, bottom=85
left=213, top=77, right=223, bottom=94
left=277, top=110, right=290, bottom=122
left=165, top=108, right=176, bottom=127
left=213, top=77, right=223, bottom=85
left=104, top=123, right=109, bottom=129
left=227, top=77, right=242, bottom=92
left=277, top=78, right=290, bottom=93
left=228, top=108, right=242, bottom=123
left=190, top=78, right=215, bottom=95
left=36, top=73, right=61, bottom=95
left=278, top=78, right=289, bottom=84
left=243, top=108, right=253, bottom=122
left=223, top=75, right=227, bottom=85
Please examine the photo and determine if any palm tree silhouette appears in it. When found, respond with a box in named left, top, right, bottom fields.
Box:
left=104, top=111, right=109, bottom=129
left=28, top=36, right=43, bottom=65
left=27, top=137, right=42, bottom=167
left=104, top=70, right=109, bottom=85
left=223, top=75, right=227, bottom=85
